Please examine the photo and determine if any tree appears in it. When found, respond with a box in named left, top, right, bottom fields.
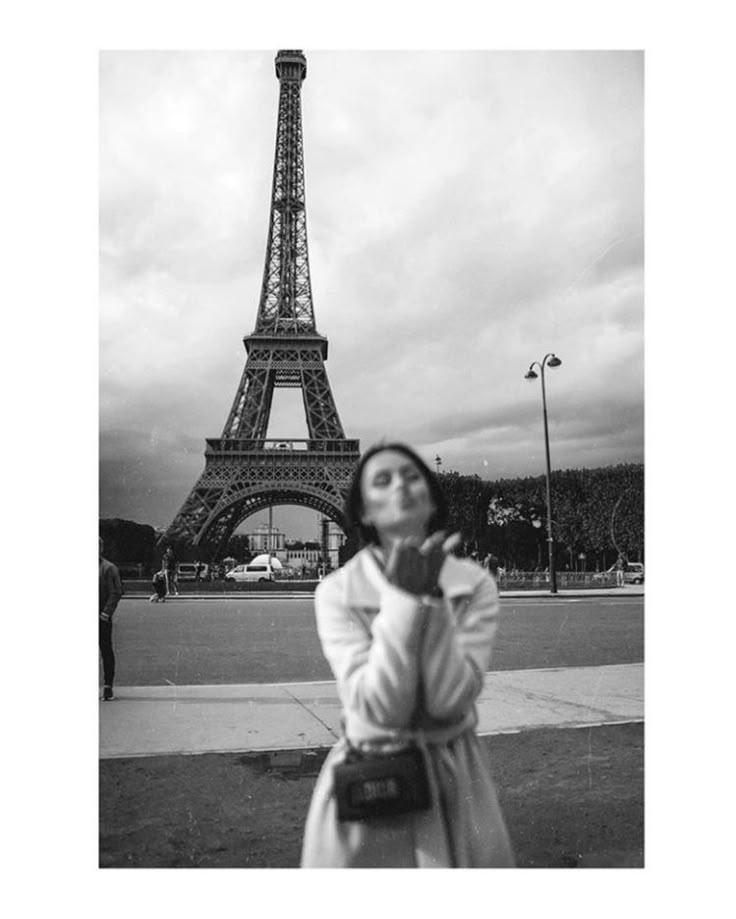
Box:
left=436, top=464, right=644, bottom=571
left=99, top=518, right=157, bottom=573
left=225, top=534, right=252, bottom=563
left=437, top=471, right=494, bottom=555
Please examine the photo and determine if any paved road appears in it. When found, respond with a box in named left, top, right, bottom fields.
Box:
left=100, top=595, right=644, bottom=758
left=103, top=595, right=643, bottom=686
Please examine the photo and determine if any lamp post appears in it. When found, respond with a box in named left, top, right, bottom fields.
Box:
left=525, top=353, right=562, bottom=594
left=435, top=455, right=442, bottom=475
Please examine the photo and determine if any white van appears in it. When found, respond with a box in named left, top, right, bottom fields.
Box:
left=225, top=558, right=282, bottom=583
left=176, top=562, right=209, bottom=581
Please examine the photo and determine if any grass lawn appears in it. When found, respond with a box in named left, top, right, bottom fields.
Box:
left=100, top=722, right=643, bottom=868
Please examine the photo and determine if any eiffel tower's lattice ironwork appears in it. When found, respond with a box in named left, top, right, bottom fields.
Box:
left=161, top=50, right=360, bottom=557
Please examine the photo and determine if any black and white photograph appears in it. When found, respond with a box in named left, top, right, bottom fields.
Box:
left=98, top=47, right=644, bottom=869
left=7, top=0, right=735, bottom=909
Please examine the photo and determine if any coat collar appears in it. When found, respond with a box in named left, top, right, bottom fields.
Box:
left=342, top=546, right=483, bottom=608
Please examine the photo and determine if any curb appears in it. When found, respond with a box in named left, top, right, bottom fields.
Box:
left=100, top=718, right=647, bottom=763
left=121, top=590, right=644, bottom=601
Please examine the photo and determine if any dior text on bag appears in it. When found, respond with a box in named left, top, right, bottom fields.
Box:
left=334, top=743, right=431, bottom=821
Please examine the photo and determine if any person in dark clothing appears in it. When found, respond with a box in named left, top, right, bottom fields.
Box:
left=162, top=547, right=178, bottom=595
left=99, top=537, right=123, bottom=701
left=484, top=553, right=500, bottom=578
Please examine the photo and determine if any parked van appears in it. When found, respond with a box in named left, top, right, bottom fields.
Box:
left=176, top=562, right=209, bottom=581
left=225, top=558, right=282, bottom=583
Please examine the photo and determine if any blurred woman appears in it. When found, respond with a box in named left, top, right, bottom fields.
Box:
left=301, top=442, right=514, bottom=868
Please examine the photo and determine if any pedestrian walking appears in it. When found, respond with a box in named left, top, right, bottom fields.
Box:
left=99, top=537, right=123, bottom=701
left=301, top=442, right=514, bottom=868
left=162, top=547, right=178, bottom=595
left=484, top=552, right=500, bottom=578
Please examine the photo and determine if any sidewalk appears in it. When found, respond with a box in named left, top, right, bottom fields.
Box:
left=99, top=662, right=643, bottom=760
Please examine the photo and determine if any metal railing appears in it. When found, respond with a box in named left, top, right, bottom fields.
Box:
left=495, top=571, right=627, bottom=589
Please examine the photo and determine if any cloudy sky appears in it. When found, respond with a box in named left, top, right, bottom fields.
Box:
left=100, top=49, right=643, bottom=539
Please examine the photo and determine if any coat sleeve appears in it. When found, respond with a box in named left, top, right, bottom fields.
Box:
left=314, top=574, right=427, bottom=729
left=420, top=572, right=499, bottom=720
left=102, top=564, right=124, bottom=617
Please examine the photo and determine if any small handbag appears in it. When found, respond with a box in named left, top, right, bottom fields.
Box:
left=334, top=659, right=431, bottom=822
left=334, top=741, right=431, bottom=821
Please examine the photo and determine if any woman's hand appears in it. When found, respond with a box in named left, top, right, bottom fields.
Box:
left=384, top=531, right=461, bottom=596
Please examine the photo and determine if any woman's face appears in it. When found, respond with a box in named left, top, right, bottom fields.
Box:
left=359, top=449, right=435, bottom=542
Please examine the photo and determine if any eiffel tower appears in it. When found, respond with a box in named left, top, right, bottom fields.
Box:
left=161, top=50, right=360, bottom=557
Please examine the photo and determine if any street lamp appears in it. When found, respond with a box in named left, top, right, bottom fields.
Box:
left=525, top=353, right=562, bottom=594
left=435, top=455, right=442, bottom=475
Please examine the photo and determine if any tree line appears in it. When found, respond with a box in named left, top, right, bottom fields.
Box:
left=438, top=463, right=643, bottom=571
left=100, top=462, right=643, bottom=575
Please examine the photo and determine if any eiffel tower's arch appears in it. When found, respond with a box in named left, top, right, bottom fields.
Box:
left=160, top=50, right=360, bottom=557
left=165, top=438, right=359, bottom=556
left=194, top=486, right=346, bottom=557
left=192, top=463, right=350, bottom=545
left=226, top=490, right=345, bottom=533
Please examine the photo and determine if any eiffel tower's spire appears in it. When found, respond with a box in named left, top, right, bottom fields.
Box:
left=256, top=49, right=315, bottom=335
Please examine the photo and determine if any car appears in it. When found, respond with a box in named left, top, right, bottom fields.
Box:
left=592, top=562, right=644, bottom=584
left=623, top=562, right=644, bottom=584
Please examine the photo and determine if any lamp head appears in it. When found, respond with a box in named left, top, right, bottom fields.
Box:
left=547, top=355, right=562, bottom=368
left=524, top=369, right=538, bottom=380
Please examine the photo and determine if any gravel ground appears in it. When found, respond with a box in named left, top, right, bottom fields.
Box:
left=100, top=722, right=643, bottom=869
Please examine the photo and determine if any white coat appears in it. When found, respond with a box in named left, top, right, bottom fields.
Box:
left=300, top=546, right=515, bottom=868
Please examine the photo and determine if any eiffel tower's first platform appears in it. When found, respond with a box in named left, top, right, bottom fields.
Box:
left=161, top=50, right=360, bottom=556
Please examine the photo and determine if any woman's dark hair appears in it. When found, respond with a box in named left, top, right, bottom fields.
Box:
left=344, top=442, right=449, bottom=546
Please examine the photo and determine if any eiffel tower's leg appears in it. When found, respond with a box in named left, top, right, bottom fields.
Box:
left=221, top=361, right=275, bottom=440
left=163, top=468, right=236, bottom=546
left=200, top=502, right=242, bottom=558
left=301, top=364, right=346, bottom=441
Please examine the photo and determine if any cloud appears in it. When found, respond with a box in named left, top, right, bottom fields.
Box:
left=99, top=50, right=643, bottom=536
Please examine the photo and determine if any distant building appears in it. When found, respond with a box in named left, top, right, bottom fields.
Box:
left=285, top=541, right=321, bottom=571
left=248, top=524, right=285, bottom=554
left=321, top=518, right=346, bottom=570
left=245, top=519, right=346, bottom=572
